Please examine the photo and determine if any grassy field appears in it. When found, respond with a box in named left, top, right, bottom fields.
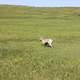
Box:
left=0, top=5, right=80, bottom=80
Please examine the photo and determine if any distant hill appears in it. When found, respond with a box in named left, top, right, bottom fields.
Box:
left=0, top=5, right=80, bottom=19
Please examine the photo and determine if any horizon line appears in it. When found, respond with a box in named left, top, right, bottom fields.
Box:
left=0, top=3, right=80, bottom=8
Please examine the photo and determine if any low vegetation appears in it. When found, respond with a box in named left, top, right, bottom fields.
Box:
left=0, top=5, right=80, bottom=80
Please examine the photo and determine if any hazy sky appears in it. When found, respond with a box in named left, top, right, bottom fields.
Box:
left=0, top=0, right=80, bottom=7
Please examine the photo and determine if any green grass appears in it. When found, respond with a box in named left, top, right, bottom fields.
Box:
left=0, top=5, right=80, bottom=80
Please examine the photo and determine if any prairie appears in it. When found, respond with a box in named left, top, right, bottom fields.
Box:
left=0, top=5, right=80, bottom=80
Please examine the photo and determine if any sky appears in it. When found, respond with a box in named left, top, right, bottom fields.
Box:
left=0, top=0, right=80, bottom=7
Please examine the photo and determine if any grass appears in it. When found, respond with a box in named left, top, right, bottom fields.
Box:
left=0, top=5, right=80, bottom=80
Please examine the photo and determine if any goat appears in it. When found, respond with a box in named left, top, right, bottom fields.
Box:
left=40, top=37, right=53, bottom=48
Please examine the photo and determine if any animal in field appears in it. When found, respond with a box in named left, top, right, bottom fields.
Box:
left=40, top=37, right=53, bottom=48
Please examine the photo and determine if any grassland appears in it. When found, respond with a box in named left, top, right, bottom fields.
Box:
left=0, top=5, right=80, bottom=80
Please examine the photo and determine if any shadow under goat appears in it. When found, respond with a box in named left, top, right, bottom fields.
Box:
left=40, top=37, right=54, bottom=48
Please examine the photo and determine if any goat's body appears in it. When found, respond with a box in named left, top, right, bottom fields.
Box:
left=40, top=37, right=53, bottom=48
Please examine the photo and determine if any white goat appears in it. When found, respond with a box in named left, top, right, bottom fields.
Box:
left=40, top=37, right=53, bottom=48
